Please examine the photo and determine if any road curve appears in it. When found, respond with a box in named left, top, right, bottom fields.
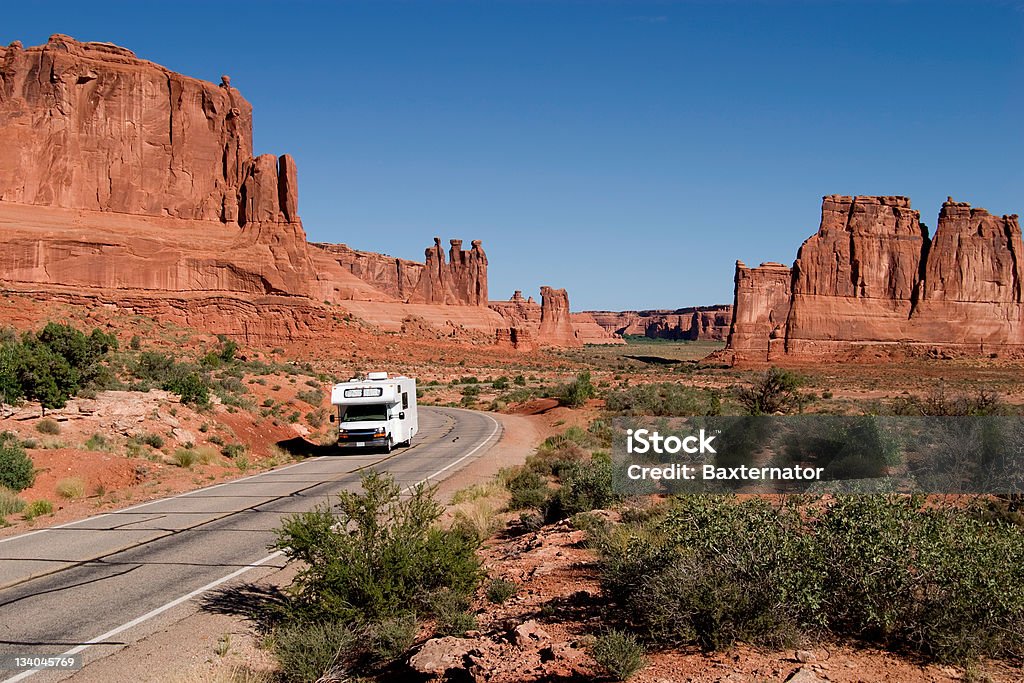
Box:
left=0, top=407, right=501, bottom=682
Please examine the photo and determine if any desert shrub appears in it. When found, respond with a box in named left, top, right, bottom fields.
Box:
left=296, top=388, right=323, bottom=406
left=55, top=477, right=86, bottom=500
left=430, top=589, right=477, bottom=636
left=605, top=382, right=721, bottom=416
left=736, top=367, right=807, bottom=415
left=141, top=433, right=165, bottom=449
left=486, top=578, right=518, bottom=604
left=599, top=494, right=1024, bottom=663
left=35, top=418, right=60, bottom=435
left=0, top=485, right=26, bottom=519
left=367, top=612, right=419, bottom=662
left=0, top=436, right=35, bottom=491
left=83, top=433, right=111, bottom=451
left=492, top=376, right=509, bottom=390
left=592, top=629, right=646, bottom=681
left=23, top=499, right=54, bottom=519
left=221, top=443, right=246, bottom=459
left=171, top=449, right=199, bottom=468
left=503, top=468, right=550, bottom=511
left=558, top=370, right=596, bottom=408
left=891, top=386, right=1004, bottom=416
left=513, top=374, right=527, bottom=386
left=548, top=453, right=619, bottom=519
left=167, top=372, right=209, bottom=405
left=272, top=621, right=357, bottom=683
left=273, top=471, right=480, bottom=625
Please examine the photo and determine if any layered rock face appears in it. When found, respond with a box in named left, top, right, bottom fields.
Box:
left=0, top=35, right=252, bottom=221
left=587, top=306, right=732, bottom=341
left=488, top=289, right=589, bottom=348
left=725, top=195, right=1024, bottom=363
left=0, top=35, right=587, bottom=348
left=538, top=287, right=581, bottom=348
left=726, top=262, right=792, bottom=362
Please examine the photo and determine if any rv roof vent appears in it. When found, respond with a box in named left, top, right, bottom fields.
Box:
left=367, top=372, right=389, bottom=381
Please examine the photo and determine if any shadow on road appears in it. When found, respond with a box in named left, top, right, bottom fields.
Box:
left=274, top=436, right=342, bottom=457
left=199, top=581, right=288, bottom=631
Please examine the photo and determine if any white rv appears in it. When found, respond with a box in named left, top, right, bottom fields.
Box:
left=329, top=372, right=418, bottom=452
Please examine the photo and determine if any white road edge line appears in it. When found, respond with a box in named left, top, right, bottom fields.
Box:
left=0, top=459, right=320, bottom=546
left=0, top=409, right=502, bottom=683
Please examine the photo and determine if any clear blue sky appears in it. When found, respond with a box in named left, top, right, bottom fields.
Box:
left=5, top=1, right=1023, bottom=310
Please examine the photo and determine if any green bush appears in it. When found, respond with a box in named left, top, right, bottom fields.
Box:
left=736, top=367, right=807, bottom=415
left=23, top=499, right=53, bottom=519
left=166, top=372, right=209, bottom=405
left=558, top=370, right=596, bottom=408
left=486, top=578, right=518, bottom=604
left=221, top=443, right=246, bottom=459
left=599, top=494, right=1024, bottom=663
left=504, top=468, right=550, bottom=511
left=592, top=629, right=646, bottom=681
left=549, top=453, right=618, bottom=519
left=84, top=433, right=111, bottom=451
left=272, top=621, right=357, bottom=683
left=367, top=612, right=418, bottom=662
left=35, top=418, right=60, bottom=435
left=0, top=436, right=35, bottom=491
left=273, top=471, right=480, bottom=625
left=296, top=388, right=323, bottom=406
left=141, top=433, right=165, bottom=449
left=605, top=382, right=721, bottom=416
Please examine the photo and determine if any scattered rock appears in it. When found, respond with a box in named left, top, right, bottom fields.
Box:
left=513, top=619, right=551, bottom=648
left=795, top=649, right=817, bottom=663
left=408, top=637, right=474, bottom=676
left=785, top=667, right=825, bottom=683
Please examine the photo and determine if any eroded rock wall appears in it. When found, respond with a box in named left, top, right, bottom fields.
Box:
left=725, top=195, right=1024, bottom=363
left=587, top=306, right=732, bottom=341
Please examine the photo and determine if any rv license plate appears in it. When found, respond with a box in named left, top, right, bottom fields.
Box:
left=356, top=441, right=365, bottom=447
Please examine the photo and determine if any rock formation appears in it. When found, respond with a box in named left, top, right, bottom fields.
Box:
left=587, top=306, right=732, bottom=341
left=570, top=311, right=626, bottom=345
left=538, top=287, right=581, bottom=348
left=725, top=195, right=1024, bottom=363
left=0, top=35, right=585, bottom=348
left=486, top=289, right=624, bottom=348
left=726, top=262, right=792, bottom=362
left=0, top=36, right=252, bottom=221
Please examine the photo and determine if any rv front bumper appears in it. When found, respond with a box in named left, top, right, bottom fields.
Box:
left=337, top=435, right=389, bottom=448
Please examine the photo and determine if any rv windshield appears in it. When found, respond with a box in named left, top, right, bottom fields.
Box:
left=341, top=404, right=387, bottom=422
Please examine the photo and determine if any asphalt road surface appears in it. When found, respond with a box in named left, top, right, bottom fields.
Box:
left=0, top=407, right=501, bottom=682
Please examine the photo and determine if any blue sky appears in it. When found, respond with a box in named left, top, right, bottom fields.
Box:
left=5, top=1, right=1023, bottom=310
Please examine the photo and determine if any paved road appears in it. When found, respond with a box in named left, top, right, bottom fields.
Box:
left=0, top=407, right=501, bottom=682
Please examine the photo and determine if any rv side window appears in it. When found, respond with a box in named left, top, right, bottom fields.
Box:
left=402, top=392, right=409, bottom=409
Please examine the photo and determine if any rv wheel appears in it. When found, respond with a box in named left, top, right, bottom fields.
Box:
left=384, top=437, right=393, bottom=454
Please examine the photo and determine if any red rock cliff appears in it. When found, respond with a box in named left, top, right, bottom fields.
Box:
left=725, top=195, right=1024, bottom=362
left=587, top=306, right=732, bottom=341
left=0, top=35, right=252, bottom=221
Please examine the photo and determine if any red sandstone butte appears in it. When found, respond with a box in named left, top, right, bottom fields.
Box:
left=0, top=35, right=594, bottom=348
left=724, top=195, right=1024, bottom=363
left=586, top=306, right=732, bottom=341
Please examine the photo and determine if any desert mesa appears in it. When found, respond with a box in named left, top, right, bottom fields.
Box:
left=0, top=34, right=619, bottom=349
left=724, top=194, right=1024, bottom=363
